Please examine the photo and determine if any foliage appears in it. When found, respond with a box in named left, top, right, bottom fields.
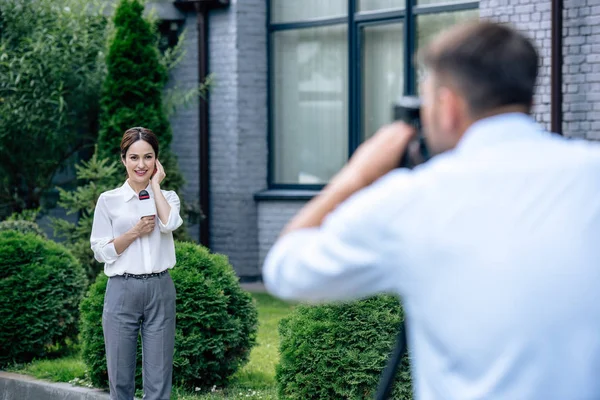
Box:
left=0, top=0, right=108, bottom=214
left=79, top=272, right=109, bottom=388
left=52, top=149, right=121, bottom=281
left=5, top=207, right=41, bottom=222
left=0, top=219, right=46, bottom=238
left=276, top=295, right=413, bottom=399
left=10, top=356, right=87, bottom=384
left=80, top=242, right=258, bottom=390
left=0, top=231, right=88, bottom=367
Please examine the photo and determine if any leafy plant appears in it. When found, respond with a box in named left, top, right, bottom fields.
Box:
left=276, top=295, right=413, bottom=399
left=52, top=149, right=121, bottom=281
left=0, top=231, right=88, bottom=367
left=0, top=220, right=47, bottom=238
left=0, top=0, right=108, bottom=214
left=5, top=207, right=41, bottom=222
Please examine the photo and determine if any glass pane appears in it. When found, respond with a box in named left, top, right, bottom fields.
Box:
left=361, top=23, right=404, bottom=140
left=270, top=0, right=347, bottom=24
left=272, top=26, right=349, bottom=184
left=358, top=0, right=404, bottom=12
left=417, top=9, right=479, bottom=90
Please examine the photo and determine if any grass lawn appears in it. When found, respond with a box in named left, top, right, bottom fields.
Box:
left=9, top=292, right=295, bottom=400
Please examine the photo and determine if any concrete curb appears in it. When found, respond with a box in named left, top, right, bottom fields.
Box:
left=0, top=372, right=109, bottom=400
left=240, top=281, right=266, bottom=293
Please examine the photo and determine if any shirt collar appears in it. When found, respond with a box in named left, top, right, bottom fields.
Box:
left=120, top=181, right=153, bottom=202
left=455, top=112, right=550, bottom=154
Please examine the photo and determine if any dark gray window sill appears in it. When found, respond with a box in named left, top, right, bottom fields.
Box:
left=253, top=189, right=320, bottom=201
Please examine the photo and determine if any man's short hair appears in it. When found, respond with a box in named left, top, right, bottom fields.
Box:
left=418, top=20, right=539, bottom=117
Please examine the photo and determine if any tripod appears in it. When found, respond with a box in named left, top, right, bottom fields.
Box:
left=374, top=321, right=408, bottom=400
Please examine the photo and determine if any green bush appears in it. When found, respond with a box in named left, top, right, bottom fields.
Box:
left=0, top=220, right=46, bottom=238
left=277, top=295, right=413, bottom=400
left=79, top=272, right=109, bottom=387
left=80, top=241, right=259, bottom=390
left=0, top=231, right=88, bottom=367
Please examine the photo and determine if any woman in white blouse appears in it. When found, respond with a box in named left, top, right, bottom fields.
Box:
left=90, top=127, right=183, bottom=400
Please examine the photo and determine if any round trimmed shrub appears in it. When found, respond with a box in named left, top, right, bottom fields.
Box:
left=79, top=272, right=109, bottom=387
left=277, top=295, right=413, bottom=399
left=80, top=241, right=259, bottom=390
left=0, top=230, right=87, bottom=367
left=0, top=219, right=47, bottom=238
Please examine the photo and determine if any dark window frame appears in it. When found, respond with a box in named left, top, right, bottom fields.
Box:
left=266, top=0, right=479, bottom=190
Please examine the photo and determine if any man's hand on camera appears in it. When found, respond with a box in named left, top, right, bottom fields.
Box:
left=279, top=122, right=415, bottom=237
left=338, top=121, right=416, bottom=188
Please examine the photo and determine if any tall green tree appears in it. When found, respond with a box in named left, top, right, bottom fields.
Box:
left=97, top=0, right=183, bottom=192
left=0, top=0, right=108, bottom=215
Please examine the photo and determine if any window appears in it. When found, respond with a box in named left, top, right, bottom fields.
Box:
left=268, top=0, right=479, bottom=188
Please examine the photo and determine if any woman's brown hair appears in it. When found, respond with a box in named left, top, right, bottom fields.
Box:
left=120, top=127, right=160, bottom=159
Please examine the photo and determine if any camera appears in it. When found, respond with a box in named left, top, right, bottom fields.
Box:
left=393, top=96, right=430, bottom=169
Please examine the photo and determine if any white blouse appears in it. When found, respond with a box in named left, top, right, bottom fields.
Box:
left=90, top=181, right=183, bottom=277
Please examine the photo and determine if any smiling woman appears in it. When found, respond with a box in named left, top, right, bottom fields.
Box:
left=90, top=126, right=184, bottom=400
left=120, top=127, right=159, bottom=185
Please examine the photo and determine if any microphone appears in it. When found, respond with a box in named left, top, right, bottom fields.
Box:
left=138, top=189, right=156, bottom=218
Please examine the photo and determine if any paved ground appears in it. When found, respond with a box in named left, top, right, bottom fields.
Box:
left=0, top=372, right=113, bottom=400
left=240, top=281, right=266, bottom=293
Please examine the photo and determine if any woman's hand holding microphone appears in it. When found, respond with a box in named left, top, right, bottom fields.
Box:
left=133, top=216, right=156, bottom=237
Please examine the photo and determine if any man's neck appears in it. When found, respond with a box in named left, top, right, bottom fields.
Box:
left=454, top=105, right=531, bottom=146
left=469, top=105, right=530, bottom=125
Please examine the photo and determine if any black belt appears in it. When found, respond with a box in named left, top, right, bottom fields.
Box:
left=118, top=270, right=169, bottom=280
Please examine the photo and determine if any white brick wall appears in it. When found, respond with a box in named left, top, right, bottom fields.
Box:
left=562, top=0, right=600, bottom=139
left=258, top=201, right=306, bottom=269
left=208, top=0, right=268, bottom=278
left=168, top=12, right=200, bottom=241
left=480, top=0, right=552, bottom=131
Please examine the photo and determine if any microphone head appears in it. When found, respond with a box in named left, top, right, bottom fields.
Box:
left=137, top=189, right=156, bottom=218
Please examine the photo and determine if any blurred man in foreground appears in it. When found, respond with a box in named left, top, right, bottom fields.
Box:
left=262, top=21, right=600, bottom=399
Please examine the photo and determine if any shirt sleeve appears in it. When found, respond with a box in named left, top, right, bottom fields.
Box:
left=262, top=170, right=414, bottom=303
left=90, top=194, right=119, bottom=264
left=158, top=190, right=184, bottom=233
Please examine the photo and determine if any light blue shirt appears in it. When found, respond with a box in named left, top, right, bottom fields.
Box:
left=263, top=114, right=600, bottom=399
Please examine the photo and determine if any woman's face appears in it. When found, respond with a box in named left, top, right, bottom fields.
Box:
left=122, top=139, right=156, bottom=186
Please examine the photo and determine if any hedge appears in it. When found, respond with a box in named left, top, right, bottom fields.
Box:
left=277, top=295, right=413, bottom=399
left=0, top=230, right=87, bottom=366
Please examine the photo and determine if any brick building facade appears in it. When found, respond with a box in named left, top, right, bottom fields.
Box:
left=148, top=0, right=586, bottom=280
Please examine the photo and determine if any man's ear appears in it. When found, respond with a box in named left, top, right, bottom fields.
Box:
left=437, top=87, right=464, bottom=135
